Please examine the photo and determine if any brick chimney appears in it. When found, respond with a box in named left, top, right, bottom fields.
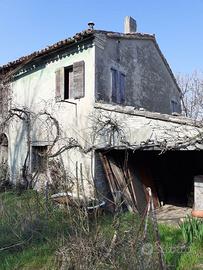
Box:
left=124, top=16, right=137, bottom=33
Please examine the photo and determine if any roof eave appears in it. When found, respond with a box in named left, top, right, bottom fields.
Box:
left=0, top=29, right=95, bottom=74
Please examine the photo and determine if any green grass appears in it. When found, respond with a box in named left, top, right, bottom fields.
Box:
left=0, top=243, right=55, bottom=270
left=1, top=190, right=203, bottom=269
left=159, top=223, right=203, bottom=270
left=176, top=242, right=202, bottom=270
left=0, top=190, right=69, bottom=270
left=180, top=215, right=203, bottom=243
left=159, top=223, right=184, bottom=268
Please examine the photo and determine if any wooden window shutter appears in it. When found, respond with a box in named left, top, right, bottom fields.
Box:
left=55, top=68, right=64, bottom=101
left=119, top=73, right=125, bottom=104
left=111, top=68, right=118, bottom=103
left=73, top=61, right=85, bottom=99
left=68, top=69, right=74, bottom=99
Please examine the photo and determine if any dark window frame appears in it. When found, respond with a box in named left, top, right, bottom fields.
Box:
left=64, top=65, right=73, bottom=100
left=111, top=68, right=125, bottom=104
left=55, top=61, right=85, bottom=102
left=171, top=100, right=179, bottom=113
left=32, top=145, right=48, bottom=173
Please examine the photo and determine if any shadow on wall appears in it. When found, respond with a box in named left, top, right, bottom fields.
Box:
left=10, top=68, right=47, bottom=183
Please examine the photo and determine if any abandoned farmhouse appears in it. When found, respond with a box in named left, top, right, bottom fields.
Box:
left=0, top=17, right=203, bottom=216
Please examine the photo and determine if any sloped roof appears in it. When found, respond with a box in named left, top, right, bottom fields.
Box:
left=0, top=28, right=180, bottom=92
left=0, top=29, right=156, bottom=72
left=0, top=29, right=94, bottom=72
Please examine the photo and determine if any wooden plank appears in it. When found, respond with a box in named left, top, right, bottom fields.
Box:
left=99, top=151, right=159, bottom=214
left=99, top=153, right=118, bottom=202
left=108, top=156, right=136, bottom=211
left=112, top=153, right=137, bottom=207
left=127, top=162, right=147, bottom=214
left=100, top=152, right=138, bottom=212
left=73, top=61, right=85, bottom=99
left=55, top=68, right=64, bottom=101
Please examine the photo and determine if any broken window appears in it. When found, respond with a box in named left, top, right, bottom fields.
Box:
left=111, top=68, right=125, bottom=104
left=55, top=61, right=85, bottom=101
left=32, top=146, right=48, bottom=173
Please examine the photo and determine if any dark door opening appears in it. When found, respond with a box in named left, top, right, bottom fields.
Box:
left=97, top=150, right=203, bottom=213
left=149, top=151, right=203, bottom=207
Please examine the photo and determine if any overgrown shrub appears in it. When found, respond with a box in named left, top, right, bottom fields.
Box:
left=0, top=191, right=70, bottom=251
left=179, top=215, right=203, bottom=243
left=55, top=211, right=162, bottom=270
left=48, top=159, right=74, bottom=194
left=3, top=190, right=201, bottom=270
left=0, top=162, right=11, bottom=192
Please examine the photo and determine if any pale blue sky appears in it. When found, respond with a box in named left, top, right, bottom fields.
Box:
left=0, top=0, right=202, bottom=73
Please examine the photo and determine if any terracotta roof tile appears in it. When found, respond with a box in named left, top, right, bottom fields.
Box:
left=0, top=29, right=156, bottom=73
left=0, top=29, right=94, bottom=72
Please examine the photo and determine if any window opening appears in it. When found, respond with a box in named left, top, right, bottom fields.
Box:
left=64, top=66, right=73, bottom=99
left=111, top=68, right=125, bottom=104
left=32, top=146, right=48, bottom=173
left=171, top=100, right=179, bottom=113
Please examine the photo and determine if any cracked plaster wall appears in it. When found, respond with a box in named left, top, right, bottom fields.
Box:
left=93, top=104, right=203, bottom=150
left=95, top=33, right=181, bottom=114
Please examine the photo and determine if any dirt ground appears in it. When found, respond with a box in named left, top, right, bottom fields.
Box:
left=156, top=204, right=192, bottom=226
